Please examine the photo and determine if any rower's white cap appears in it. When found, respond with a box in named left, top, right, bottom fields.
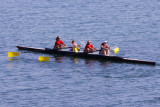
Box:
left=104, top=41, right=108, bottom=43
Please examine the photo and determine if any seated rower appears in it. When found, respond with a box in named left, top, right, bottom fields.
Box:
left=54, top=36, right=67, bottom=50
left=84, top=40, right=97, bottom=53
left=99, top=41, right=110, bottom=56
left=70, top=40, right=81, bottom=52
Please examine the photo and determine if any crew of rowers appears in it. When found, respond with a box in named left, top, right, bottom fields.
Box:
left=54, top=36, right=110, bottom=56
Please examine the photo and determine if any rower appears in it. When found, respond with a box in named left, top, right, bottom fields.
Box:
left=99, top=41, right=110, bottom=56
left=53, top=36, right=67, bottom=50
left=70, top=40, right=81, bottom=52
left=84, top=40, right=97, bottom=53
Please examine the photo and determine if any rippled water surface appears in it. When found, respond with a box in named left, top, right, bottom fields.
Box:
left=0, top=0, right=160, bottom=106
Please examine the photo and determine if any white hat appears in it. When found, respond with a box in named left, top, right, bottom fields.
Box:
left=104, top=41, right=108, bottom=43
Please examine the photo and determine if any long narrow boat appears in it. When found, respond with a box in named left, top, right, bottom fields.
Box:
left=16, top=46, right=156, bottom=65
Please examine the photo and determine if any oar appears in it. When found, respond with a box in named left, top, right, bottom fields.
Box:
left=39, top=56, right=51, bottom=61
left=113, top=47, right=119, bottom=54
left=57, top=47, right=82, bottom=50
left=88, top=47, right=119, bottom=54
left=67, top=47, right=82, bottom=50
left=78, top=40, right=85, bottom=47
left=8, top=53, right=51, bottom=61
left=75, top=47, right=79, bottom=53
left=39, top=47, right=80, bottom=61
left=87, top=50, right=101, bottom=53
left=8, top=52, right=27, bottom=57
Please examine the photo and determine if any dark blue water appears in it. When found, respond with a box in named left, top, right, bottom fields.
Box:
left=0, top=0, right=160, bottom=106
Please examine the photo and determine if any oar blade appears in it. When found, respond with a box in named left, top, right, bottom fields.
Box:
left=39, top=56, right=50, bottom=61
left=114, top=47, right=119, bottom=54
left=8, top=52, right=20, bottom=57
left=75, top=47, right=79, bottom=53
left=76, top=47, right=80, bottom=51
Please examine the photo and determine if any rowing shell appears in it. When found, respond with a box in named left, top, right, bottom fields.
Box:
left=16, top=46, right=156, bottom=65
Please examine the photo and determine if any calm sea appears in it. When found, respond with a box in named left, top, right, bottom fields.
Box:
left=0, top=0, right=160, bottom=106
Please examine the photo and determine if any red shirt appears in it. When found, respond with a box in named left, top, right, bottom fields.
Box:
left=54, top=40, right=65, bottom=48
left=84, top=44, right=95, bottom=52
left=85, top=44, right=94, bottom=49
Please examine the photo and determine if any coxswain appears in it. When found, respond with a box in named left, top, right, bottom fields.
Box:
left=99, top=41, right=110, bottom=56
left=54, top=36, right=67, bottom=50
left=84, top=40, right=97, bottom=53
left=70, top=40, right=81, bottom=52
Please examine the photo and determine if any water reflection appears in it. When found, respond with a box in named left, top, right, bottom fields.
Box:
left=85, top=59, right=96, bottom=67
left=68, top=57, right=79, bottom=64
left=8, top=58, right=19, bottom=69
left=85, top=59, right=110, bottom=67
left=54, top=55, right=64, bottom=63
left=8, top=58, right=19, bottom=61
left=73, top=58, right=79, bottom=64
left=100, top=61, right=110, bottom=66
left=53, top=56, right=81, bottom=64
left=42, top=54, right=111, bottom=67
